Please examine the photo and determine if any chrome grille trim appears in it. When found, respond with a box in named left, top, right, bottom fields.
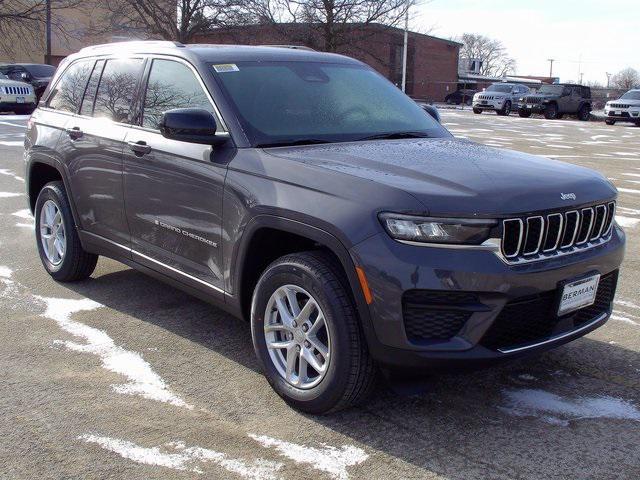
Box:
left=500, top=202, right=615, bottom=264
left=4, top=86, right=31, bottom=95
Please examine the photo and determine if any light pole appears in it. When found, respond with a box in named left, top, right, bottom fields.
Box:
left=401, top=1, right=410, bottom=93
left=606, top=72, right=611, bottom=88
left=547, top=58, right=554, bottom=78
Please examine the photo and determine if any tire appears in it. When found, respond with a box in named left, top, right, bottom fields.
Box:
left=497, top=101, right=511, bottom=116
left=635, top=120, right=640, bottom=127
left=544, top=103, right=558, bottom=120
left=35, top=181, right=98, bottom=282
left=577, top=105, right=591, bottom=121
left=251, top=251, right=377, bottom=414
left=518, top=109, right=532, bottom=118
left=605, top=119, right=616, bottom=126
left=473, top=108, right=482, bottom=114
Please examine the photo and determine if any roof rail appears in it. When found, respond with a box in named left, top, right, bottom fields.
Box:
left=259, top=45, right=315, bottom=51
left=79, top=40, right=184, bottom=53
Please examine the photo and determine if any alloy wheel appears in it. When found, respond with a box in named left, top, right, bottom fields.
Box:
left=264, top=285, right=331, bottom=389
left=39, top=199, right=66, bottom=266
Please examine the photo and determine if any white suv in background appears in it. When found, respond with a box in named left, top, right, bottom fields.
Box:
left=473, top=83, right=530, bottom=116
left=604, top=89, right=640, bottom=126
left=0, top=72, right=37, bottom=114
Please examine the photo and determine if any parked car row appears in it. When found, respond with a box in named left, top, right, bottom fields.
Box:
left=0, top=63, right=55, bottom=114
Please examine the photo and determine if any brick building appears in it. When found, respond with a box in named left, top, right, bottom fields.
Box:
left=196, top=24, right=461, bottom=102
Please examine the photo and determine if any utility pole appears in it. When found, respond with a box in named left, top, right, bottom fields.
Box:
left=45, top=0, right=51, bottom=64
left=401, top=0, right=410, bottom=93
left=605, top=72, right=611, bottom=88
left=547, top=58, right=554, bottom=78
left=580, top=72, right=585, bottom=85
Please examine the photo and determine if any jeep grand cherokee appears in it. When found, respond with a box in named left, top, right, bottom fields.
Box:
left=25, top=41, right=625, bottom=414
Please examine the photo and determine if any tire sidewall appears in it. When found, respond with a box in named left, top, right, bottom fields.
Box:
left=35, top=184, right=73, bottom=278
left=251, top=260, right=353, bottom=411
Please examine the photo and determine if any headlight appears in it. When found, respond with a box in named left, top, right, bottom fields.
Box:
left=379, top=213, right=497, bottom=245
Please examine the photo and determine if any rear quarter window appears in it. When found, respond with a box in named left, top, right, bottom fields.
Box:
left=46, top=60, right=94, bottom=113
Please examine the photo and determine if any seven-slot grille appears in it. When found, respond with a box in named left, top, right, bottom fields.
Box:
left=501, top=202, right=615, bottom=262
left=477, top=95, right=496, bottom=100
left=609, top=103, right=630, bottom=109
left=3, top=85, right=31, bottom=95
left=523, top=96, right=542, bottom=104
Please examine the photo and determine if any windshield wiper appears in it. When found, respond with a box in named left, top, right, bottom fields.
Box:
left=357, top=131, right=430, bottom=141
left=256, top=138, right=332, bottom=148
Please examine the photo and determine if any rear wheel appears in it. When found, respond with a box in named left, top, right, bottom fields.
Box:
left=577, top=105, right=591, bottom=121
left=518, top=109, right=532, bottom=118
left=497, top=101, right=512, bottom=116
left=544, top=103, right=558, bottom=119
left=605, top=119, right=616, bottom=125
left=251, top=251, right=377, bottom=414
left=473, top=108, right=482, bottom=114
left=35, top=181, right=98, bottom=281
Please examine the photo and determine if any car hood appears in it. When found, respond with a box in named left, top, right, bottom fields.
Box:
left=265, top=138, right=616, bottom=216
left=608, top=98, right=640, bottom=106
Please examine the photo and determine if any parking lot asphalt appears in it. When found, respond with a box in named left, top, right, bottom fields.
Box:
left=1, top=111, right=639, bottom=480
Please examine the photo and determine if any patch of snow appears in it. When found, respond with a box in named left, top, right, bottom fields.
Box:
left=618, top=188, right=640, bottom=195
left=615, top=299, right=640, bottom=311
left=623, top=173, right=640, bottom=178
left=37, top=296, right=192, bottom=409
left=0, top=266, right=12, bottom=278
left=545, top=144, right=574, bottom=149
left=0, top=141, right=24, bottom=147
left=501, top=388, right=640, bottom=426
left=249, top=434, right=368, bottom=480
left=0, top=192, right=22, bottom=198
left=611, top=313, right=639, bottom=326
left=615, top=216, right=640, bottom=228
left=0, top=168, right=24, bottom=182
left=614, top=152, right=639, bottom=157
left=79, top=434, right=283, bottom=478
left=11, top=209, right=32, bottom=219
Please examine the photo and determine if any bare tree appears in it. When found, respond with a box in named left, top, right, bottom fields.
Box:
left=0, top=0, right=80, bottom=60
left=611, top=67, right=639, bottom=90
left=244, top=0, right=412, bottom=53
left=95, top=0, right=249, bottom=43
left=458, top=33, right=516, bottom=77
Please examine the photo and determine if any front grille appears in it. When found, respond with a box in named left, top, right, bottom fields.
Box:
left=402, top=290, right=480, bottom=342
left=3, top=85, right=31, bottom=95
left=500, top=202, right=615, bottom=263
left=524, top=97, right=542, bottom=104
left=610, top=103, right=630, bottom=109
left=480, top=271, right=617, bottom=351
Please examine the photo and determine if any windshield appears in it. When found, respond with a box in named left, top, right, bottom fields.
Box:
left=212, top=61, right=449, bottom=147
left=24, top=64, right=55, bottom=77
left=486, top=84, right=512, bottom=93
left=621, top=90, right=640, bottom=100
left=537, top=85, right=564, bottom=94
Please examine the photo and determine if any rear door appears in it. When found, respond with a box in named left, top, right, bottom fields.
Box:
left=123, top=57, right=228, bottom=298
left=59, top=57, right=145, bottom=248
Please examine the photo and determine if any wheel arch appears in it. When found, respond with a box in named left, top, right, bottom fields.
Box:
left=231, top=215, right=375, bottom=343
left=27, top=159, right=81, bottom=228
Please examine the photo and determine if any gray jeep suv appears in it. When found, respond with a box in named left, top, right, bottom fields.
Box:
left=25, top=42, right=625, bottom=414
left=472, top=82, right=530, bottom=115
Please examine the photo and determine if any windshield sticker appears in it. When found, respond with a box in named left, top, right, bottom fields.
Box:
left=213, top=64, right=239, bottom=73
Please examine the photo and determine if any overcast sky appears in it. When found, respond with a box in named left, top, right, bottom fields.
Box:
left=414, top=0, right=639, bottom=84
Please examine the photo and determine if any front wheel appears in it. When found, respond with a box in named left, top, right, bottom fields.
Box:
left=35, top=181, right=98, bottom=281
left=544, top=103, right=558, bottom=119
left=605, top=119, right=616, bottom=125
left=251, top=251, right=376, bottom=414
left=518, top=109, right=532, bottom=118
left=473, top=108, right=482, bottom=114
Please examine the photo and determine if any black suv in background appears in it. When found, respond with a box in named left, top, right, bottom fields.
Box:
left=519, top=84, right=592, bottom=120
left=25, top=42, right=624, bottom=414
left=0, top=63, right=55, bottom=100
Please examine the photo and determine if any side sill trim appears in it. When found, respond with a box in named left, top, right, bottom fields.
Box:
left=81, top=231, right=228, bottom=296
left=497, top=312, right=608, bottom=354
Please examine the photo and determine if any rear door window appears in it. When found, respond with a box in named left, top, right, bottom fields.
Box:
left=47, top=60, right=94, bottom=113
left=93, top=58, right=144, bottom=123
left=79, top=59, right=105, bottom=116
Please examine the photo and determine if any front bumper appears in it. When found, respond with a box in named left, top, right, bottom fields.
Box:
left=350, top=224, right=625, bottom=368
left=0, top=99, right=37, bottom=112
left=604, top=108, right=640, bottom=122
left=473, top=100, right=505, bottom=110
left=520, top=103, right=547, bottom=113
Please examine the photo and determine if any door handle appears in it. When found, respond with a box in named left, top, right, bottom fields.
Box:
left=128, top=140, right=152, bottom=156
left=65, top=126, right=83, bottom=140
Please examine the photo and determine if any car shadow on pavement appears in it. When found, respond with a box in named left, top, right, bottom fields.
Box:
left=60, top=265, right=640, bottom=479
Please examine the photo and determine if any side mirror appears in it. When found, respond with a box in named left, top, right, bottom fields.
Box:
left=420, top=104, right=441, bottom=123
left=159, top=108, right=228, bottom=145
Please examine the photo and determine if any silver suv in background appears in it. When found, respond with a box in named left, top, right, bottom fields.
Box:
left=604, top=89, right=640, bottom=126
left=473, top=83, right=530, bottom=116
